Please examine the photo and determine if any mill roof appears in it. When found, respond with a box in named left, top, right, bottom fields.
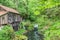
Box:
left=0, top=5, right=19, bottom=16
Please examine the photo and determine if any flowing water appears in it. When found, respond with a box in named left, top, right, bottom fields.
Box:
left=24, top=24, right=44, bottom=40
left=25, top=30, right=44, bottom=40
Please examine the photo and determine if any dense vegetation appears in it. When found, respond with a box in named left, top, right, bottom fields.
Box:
left=0, top=0, right=60, bottom=40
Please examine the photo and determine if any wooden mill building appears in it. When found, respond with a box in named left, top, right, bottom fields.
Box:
left=0, top=5, right=22, bottom=31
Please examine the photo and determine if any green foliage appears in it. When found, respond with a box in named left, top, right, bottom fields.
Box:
left=0, top=0, right=60, bottom=40
left=0, top=25, right=27, bottom=40
left=44, top=21, right=60, bottom=40
left=15, top=29, right=26, bottom=35
left=15, top=29, right=28, bottom=40
left=20, top=20, right=34, bottom=30
left=0, top=25, right=15, bottom=40
left=14, top=35, right=28, bottom=40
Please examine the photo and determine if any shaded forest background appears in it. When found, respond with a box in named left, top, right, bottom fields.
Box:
left=0, top=0, right=60, bottom=40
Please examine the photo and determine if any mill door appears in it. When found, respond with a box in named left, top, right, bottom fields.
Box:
left=12, top=22, right=19, bottom=31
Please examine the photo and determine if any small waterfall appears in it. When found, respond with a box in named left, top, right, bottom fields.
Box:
left=33, top=24, right=44, bottom=40
left=25, top=24, right=44, bottom=40
left=25, top=30, right=44, bottom=40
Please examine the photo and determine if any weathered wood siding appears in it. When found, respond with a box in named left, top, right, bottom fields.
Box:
left=16, top=15, right=21, bottom=22
left=0, top=12, right=22, bottom=26
left=0, top=14, right=8, bottom=25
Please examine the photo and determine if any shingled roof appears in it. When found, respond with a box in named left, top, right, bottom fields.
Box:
left=0, top=5, right=19, bottom=16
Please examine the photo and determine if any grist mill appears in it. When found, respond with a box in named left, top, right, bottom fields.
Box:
left=0, top=5, right=22, bottom=31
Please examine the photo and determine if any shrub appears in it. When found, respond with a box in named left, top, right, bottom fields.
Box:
left=44, top=21, right=60, bottom=40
